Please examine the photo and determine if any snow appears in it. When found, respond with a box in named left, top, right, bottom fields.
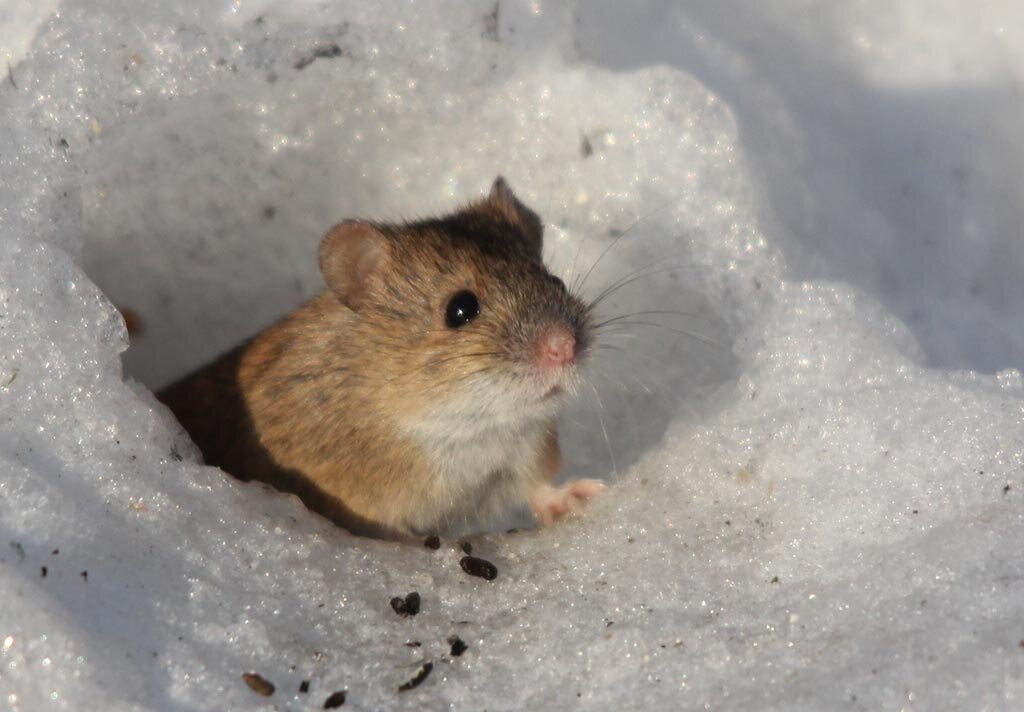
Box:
left=1, top=1, right=1022, bottom=710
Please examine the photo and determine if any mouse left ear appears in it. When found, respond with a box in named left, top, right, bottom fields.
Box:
left=318, top=220, right=388, bottom=311
left=488, top=176, right=543, bottom=256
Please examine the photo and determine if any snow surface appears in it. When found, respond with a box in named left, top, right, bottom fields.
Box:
left=1, top=1, right=1022, bottom=710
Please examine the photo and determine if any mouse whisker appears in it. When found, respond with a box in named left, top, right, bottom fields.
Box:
left=583, top=260, right=696, bottom=311
left=574, top=191, right=688, bottom=294
left=590, top=345, right=680, bottom=388
left=586, top=356, right=705, bottom=432
left=592, top=319, right=725, bottom=350
left=591, top=338, right=680, bottom=365
left=592, top=332, right=648, bottom=344
left=584, top=379, right=617, bottom=477
left=565, top=232, right=588, bottom=295
left=591, top=309, right=707, bottom=329
left=589, top=363, right=650, bottom=397
left=592, top=349, right=701, bottom=406
left=592, top=343, right=627, bottom=353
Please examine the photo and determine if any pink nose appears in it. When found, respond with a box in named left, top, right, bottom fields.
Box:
left=537, top=328, right=576, bottom=369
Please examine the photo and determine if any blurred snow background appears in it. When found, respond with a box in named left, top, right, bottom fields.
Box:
left=1, top=1, right=1022, bottom=710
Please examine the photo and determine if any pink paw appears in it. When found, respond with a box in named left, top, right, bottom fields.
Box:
left=529, top=479, right=606, bottom=526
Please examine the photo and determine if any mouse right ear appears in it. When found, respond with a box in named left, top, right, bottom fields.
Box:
left=318, top=220, right=388, bottom=310
left=488, top=176, right=543, bottom=256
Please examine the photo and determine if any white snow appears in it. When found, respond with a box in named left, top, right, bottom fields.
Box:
left=1, top=1, right=1022, bottom=710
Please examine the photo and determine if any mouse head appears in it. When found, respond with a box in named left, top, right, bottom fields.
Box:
left=318, top=177, right=593, bottom=440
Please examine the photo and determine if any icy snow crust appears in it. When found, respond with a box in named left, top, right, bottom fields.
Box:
left=1, top=1, right=1022, bottom=710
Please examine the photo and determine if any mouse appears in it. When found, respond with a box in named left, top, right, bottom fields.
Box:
left=158, top=177, right=604, bottom=539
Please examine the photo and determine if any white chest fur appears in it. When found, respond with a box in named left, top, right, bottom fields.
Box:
left=404, top=418, right=548, bottom=534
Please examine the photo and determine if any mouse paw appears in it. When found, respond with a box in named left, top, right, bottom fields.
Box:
left=529, top=479, right=606, bottom=526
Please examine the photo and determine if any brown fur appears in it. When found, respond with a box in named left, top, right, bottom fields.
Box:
left=159, top=178, right=598, bottom=538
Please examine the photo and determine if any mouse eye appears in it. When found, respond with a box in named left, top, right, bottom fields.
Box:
left=445, top=290, right=480, bottom=329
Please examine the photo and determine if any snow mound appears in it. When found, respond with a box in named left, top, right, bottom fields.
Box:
left=1, top=1, right=1021, bottom=710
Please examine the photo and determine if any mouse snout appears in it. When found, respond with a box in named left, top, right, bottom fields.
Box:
left=536, top=326, right=576, bottom=370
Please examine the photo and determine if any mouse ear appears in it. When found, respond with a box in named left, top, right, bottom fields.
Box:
left=318, top=220, right=388, bottom=310
left=488, top=176, right=543, bottom=255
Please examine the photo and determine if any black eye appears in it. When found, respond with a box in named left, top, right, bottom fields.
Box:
left=445, top=290, right=480, bottom=328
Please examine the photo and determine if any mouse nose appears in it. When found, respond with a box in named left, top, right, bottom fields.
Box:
left=537, top=327, right=576, bottom=369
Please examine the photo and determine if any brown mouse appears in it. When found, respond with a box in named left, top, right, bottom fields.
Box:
left=159, top=177, right=604, bottom=539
